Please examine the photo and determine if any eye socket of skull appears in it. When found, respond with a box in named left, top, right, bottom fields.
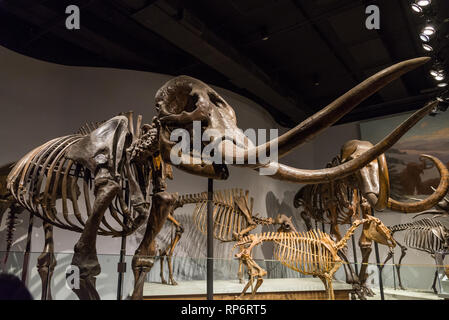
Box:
left=167, top=87, right=199, bottom=114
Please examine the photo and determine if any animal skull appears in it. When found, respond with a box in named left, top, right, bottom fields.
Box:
left=153, top=58, right=439, bottom=185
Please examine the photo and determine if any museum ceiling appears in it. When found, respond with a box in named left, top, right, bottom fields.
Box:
left=0, top=0, right=448, bottom=127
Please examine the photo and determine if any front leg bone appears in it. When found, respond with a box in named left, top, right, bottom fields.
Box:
left=131, top=191, right=178, bottom=300
left=70, top=174, right=120, bottom=300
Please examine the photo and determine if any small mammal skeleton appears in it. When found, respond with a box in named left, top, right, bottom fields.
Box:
left=234, top=215, right=396, bottom=300
left=159, top=189, right=296, bottom=285
left=382, top=217, right=449, bottom=293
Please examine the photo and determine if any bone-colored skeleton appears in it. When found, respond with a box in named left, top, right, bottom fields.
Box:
left=158, top=189, right=295, bottom=285
left=234, top=213, right=396, bottom=300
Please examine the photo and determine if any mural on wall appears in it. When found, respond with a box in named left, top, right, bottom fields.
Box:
left=360, top=110, right=449, bottom=199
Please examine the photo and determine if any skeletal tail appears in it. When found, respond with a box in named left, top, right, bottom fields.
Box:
left=3, top=207, right=19, bottom=265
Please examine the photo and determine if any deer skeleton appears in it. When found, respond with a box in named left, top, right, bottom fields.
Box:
left=2, top=57, right=442, bottom=300
left=382, top=218, right=449, bottom=293
left=234, top=214, right=396, bottom=300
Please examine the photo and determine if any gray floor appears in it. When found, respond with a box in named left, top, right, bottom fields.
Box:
left=367, top=288, right=443, bottom=300
left=143, top=278, right=352, bottom=297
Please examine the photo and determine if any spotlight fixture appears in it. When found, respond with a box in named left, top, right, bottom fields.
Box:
left=422, top=43, right=433, bottom=51
left=435, top=74, right=445, bottom=81
left=430, top=69, right=439, bottom=77
left=416, top=0, right=431, bottom=6
left=419, top=33, right=430, bottom=42
left=422, top=24, right=436, bottom=36
left=411, top=3, right=423, bottom=12
left=438, top=82, right=448, bottom=87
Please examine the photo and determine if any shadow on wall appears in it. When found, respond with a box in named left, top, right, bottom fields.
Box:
left=263, top=191, right=306, bottom=280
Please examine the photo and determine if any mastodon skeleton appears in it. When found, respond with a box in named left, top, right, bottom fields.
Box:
left=382, top=218, right=449, bottom=293
left=234, top=214, right=396, bottom=300
left=5, top=113, right=166, bottom=300
left=294, top=138, right=449, bottom=299
left=158, top=189, right=296, bottom=285
left=3, top=57, right=441, bottom=300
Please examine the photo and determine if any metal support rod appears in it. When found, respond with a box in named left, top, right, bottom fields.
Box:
left=351, top=227, right=359, bottom=275
left=374, top=241, right=385, bottom=300
left=372, top=210, right=385, bottom=300
left=117, top=223, right=127, bottom=300
left=21, top=213, right=34, bottom=285
left=117, top=181, right=129, bottom=300
left=206, top=178, right=214, bottom=300
left=392, top=254, right=397, bottom=290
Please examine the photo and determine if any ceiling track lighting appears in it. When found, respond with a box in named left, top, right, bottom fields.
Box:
left=422, top=43, right=433, bottom=51
left=422, top=24, right=436, bottom=36
left=419, top=33, right=430, bottom=42
left=417, top=0, right=431, bottom=6
left=411, top=0, right=432, bottom=13
left=411, top=3, right=423, bottom=13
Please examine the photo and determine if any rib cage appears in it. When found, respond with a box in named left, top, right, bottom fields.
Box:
left=179, top=189, right=268, bottom=242
left=389, top=218, right=448, bottom=254
left=238, top=230, right=336, bottom=276
left=7, top=133, right=145, bottom=237
left=294, top=157, right=356, bottom=225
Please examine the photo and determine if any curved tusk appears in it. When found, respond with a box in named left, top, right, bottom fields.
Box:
left=374, top=154, right=390, bottom=211
left=248, top=100, right=439, bottom=184
left=235, top=57, right=431, bottom=162
left=388, top=154, right=449, bottom=213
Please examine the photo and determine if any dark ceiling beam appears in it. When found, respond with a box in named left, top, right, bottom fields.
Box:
left=131, top=0, right=313, bottom=123
left=242, top=0, right=362, bottom=48
left=290, top=0, right=367, bottom=84
left=0, top=1, right=167, bottom=72
left=23, top=0, right=96, bottom=47
left=361, top=0, right=415, bottom=97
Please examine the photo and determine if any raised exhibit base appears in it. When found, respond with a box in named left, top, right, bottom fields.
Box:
left=367, top=288, right=443, bottom=300
left=143, top=278, right=353, bottom=300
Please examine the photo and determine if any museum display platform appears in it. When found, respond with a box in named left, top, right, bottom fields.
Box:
left=142, top=278, right=353, bottom=300
left=367, top=288, right=444, bottom=300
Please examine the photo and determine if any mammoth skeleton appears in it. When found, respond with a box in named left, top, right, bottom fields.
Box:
left=294, top=136, right=449, bottom=298
left=2, top=57, right=443, bottom=300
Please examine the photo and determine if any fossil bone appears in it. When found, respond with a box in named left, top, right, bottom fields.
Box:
left=234, top=215, right=395, bottom=300
left=159, top=189, right=296, bottom=285
left=382, top=218, right=449, bottom=293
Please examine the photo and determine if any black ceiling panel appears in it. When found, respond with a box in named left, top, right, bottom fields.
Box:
left=0, top=0, right=447, bottom=126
